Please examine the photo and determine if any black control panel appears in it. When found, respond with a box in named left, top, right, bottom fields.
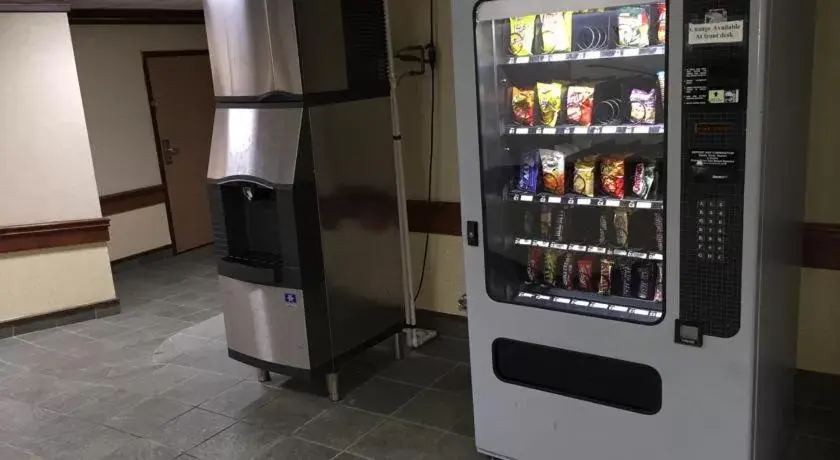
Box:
left=679, top=0, right=750, bottom=338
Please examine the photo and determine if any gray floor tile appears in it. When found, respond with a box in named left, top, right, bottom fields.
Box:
left=341, top=377, right=422, bottom=415
left=62, top=320, right=133, bottom=340
left=0, top=372, right=85, bottom=405
left=187, top=421, right=284, bottom=460
left=161, top=374, right=241, bottom=406
left=0, top=339, right=68, bottom=370
left=171, top=342, right=253, bottom=378
left=393, top=388, right=473, bottom=431
left=0, top=442, right=41, bottom=460
left=161, top=292, right=206, bottom=307
left=100, top=438, right=180, bottom=460
left=431, top=364, right=471, bottom=393
left=0, top=397, right=62, bottom=438
left=178, top=316, right=225, bottom=341
left=118, top=365, right=203, bottom=396
left=296, top=406, right=384, bottom=450
left=150, top=408, right=236, bottom=452
left=377, top=355, right=458, bottom=387
left=241, top=389, right=333, bottom=433
left=450, top=409, right=476, bottom=438
left=106, top=396, right=193, bottom=436
left=417, top=337, right=471, bottom=364
left=179, top=310, right=220, bottom=325
left=26, top=422, right=135, bottom=460
left=39, top=384, right=118, bottom=415
left=70, top=389, right=149, bottom=424
left=348, top=419, right=443, bottom=460
left=333, top=454, right=367, bottom=460
left=199, top=380, right=281, bottom=418
left=418, top=433, right=483, bottom=460
left=153, top=334, right=214, bottom=364
left=18, top=329, right=96, bottom=357
left=0, top=360, right=23, bottom=381
left=252, top=437, right=339, bottom=460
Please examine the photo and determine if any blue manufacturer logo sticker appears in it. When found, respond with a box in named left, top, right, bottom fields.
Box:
left=284, top=293, right=297, bottom=304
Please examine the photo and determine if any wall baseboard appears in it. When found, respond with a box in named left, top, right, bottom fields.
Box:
left=111, top=244, right=174, bottom=268
left=100, top=185, right=166, bottom=217
left=416, top=309, right=468, bottom=340
left=0, top=218, right=110, bottom=255
left=0, top=299, right=120, bottom=338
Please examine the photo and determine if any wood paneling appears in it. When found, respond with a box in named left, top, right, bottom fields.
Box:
left=100, top=185, right=166, bottom=216
left=0, top=1, right=69, bottom=12
left=68, top=8, right=204, bottom=25
left=803, top=223, right=840, bottom=271
left=407, top=200, right=462, bottom=236
left=0, top=218, right=110, bottom=254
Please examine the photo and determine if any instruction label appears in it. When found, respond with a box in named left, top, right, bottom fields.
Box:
left=688, top=20, right=744, bottom=45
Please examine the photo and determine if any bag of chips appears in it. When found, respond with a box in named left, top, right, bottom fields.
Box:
left=544, top=250, right=559, bottom=286
left=653, top=261, right=664, bottom=302
left=527, top=247, right=543, bottom=283
left=617, top=260, right=634, bottom=297
left=658, top=71, right=666, bottom=104
left=510, top=16, right=537, bottom=56
left=654, top=212, right=664, bottom=252
left=540, top=206, right=553, bottom=240
left=577, top=258, right=594, bottom=291
left=614, top=210, right=629, bottom=248
left=513, top=87, right=536, bottom=126
left=600, top=157, right=626, bottom=199
left=566, top=86, right=595, bottom=126
left=540, top=11, right=572, bottom=53
left=561, top=253, right=575, bottom=290
left=631, top=162, right=657, bottom=199
left=599, top=211, right=609, bottom=245
left=636, top=263, right=652, bottom=300
left=573, top=156, right=596, bottom=197
left=518, top=152, right=539, bottom=193
left=629, top=89, right=656, bottom=124
left=657, top=3, right=667, bottom=44
left=539, top=149, right=565, bottom=195
left=598, top=258, right=614, bottom=295
left=617, top=7, right=650, bottom=48
left=536, top=82, right=564, bottom=127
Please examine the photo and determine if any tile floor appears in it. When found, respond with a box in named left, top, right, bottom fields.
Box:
left=0, top=246, right=835, bottom=459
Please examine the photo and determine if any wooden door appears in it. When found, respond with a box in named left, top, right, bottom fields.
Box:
left=145, top=53, right=215, bottom=253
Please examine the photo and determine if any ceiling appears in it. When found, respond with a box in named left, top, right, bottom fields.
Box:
left=70, top=0, right=202, bottom=9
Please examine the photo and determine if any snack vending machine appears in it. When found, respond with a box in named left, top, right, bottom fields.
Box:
left=450, top=0, right=814, bottom=459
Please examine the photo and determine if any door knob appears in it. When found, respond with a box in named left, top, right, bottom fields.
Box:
left=162, top=139, right=180, bottom=165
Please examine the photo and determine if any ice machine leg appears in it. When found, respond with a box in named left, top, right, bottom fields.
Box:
left=325, top=372, right=340, bottom=402
left=394, top=332, right=407, bottom=361
left=255, top=368, right=270, bottom=383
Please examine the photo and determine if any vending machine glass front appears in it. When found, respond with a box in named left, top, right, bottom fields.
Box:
left=474, top=0, right=668, bottom=324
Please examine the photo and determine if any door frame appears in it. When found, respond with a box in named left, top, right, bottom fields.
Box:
left=142, top=49, right=212, bottom=255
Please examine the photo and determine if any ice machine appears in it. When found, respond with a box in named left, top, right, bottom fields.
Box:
left=204, top=0, right=406, bottom=400
left=451, top=0, right=814, bottom=458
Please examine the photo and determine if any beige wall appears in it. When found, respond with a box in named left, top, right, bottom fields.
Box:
left=0, top=13, right=115, bottom=321
left=70, top=24, right=208, bottom=260
left=390, top=0, right=466, bottom=316
left=797, top=0, right=840, bottom=375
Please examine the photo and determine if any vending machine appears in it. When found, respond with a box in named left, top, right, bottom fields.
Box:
left=450, top=0, right=814, bottom=459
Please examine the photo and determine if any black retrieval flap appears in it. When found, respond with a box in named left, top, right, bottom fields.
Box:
left=492, top=338, right=662, bottom=415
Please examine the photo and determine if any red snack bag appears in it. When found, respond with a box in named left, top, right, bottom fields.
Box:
left=577, top=258, right=594, bottom=291
left=600, top=157, right=626, bottom=199
left=513, top=87, right=536, bottom=126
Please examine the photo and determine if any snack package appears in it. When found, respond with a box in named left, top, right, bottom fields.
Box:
left=539, top=149, right=565, bottom=194
left=654, top=212, right=664, bottom=252
left=513, top=87, right=536, bottom=126
left=657, top=3, right=667, bottom=44
left=523, top=209, right=536, bottom=238
left=518, top=152, right=539, bottom=193
left=600, top=157, right=626, bottom=199
left=629, top=89, right=656, bottom=124
left=658, top=71, right=666, bottom=104
left=540, top=11, right=572, bottom=53
left=554, top=207, right=567, bottom=242
left=614, top=210, right=629, bottom=248
left=561, top=253, right=575, bottom=290
left=636, top=263, right=652, bottom=300
left=510, top=16, right=537, bottom=56
left=653, top=261, right=664, bottom=302
left=598, top=258, right=614, bottom=295
left=573, top=157, right=596, bottom=197
left=617, top=260, right=634, bottom=297
left=617, top=7, right=650, bottom=48
left=536, top=82, right=564, bottom=127
left=631, top=162, right=657, bottom=199
left=567, top=86, right=595, bottom=125
left=566, top=86, right=595, bottom=125
left=599, top=212, right=609, bottom=245
left=540, top=206, right=553, bottom=240
left=577, top=258, right=594, bottom=291
left=544, top=250, right=559, bottom=286
left=527, top=247, right=543, bottom=283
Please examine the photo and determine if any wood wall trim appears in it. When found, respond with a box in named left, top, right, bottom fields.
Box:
left=407, top=200, right=462, bottom=236
left=68, top=9, right=204, bottom=25
left=803, top=223, right=840, bottom=271
left=0, top=218, right=110, bottom=255
left=100, top=185, right=166, bottom=217
left=0, top=1, right=69, bottom=12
